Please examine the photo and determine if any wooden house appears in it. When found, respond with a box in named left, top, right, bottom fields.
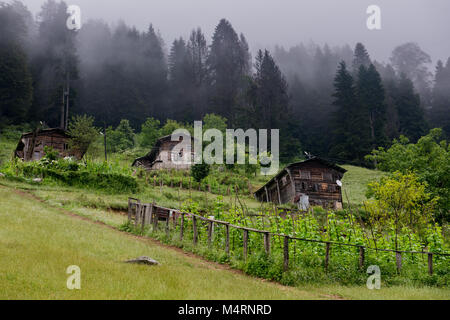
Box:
left=14, top=128, right=85, bottom=162
left=132, top=134, right=195, bottom=171
left=254, top=157, right=347, bottom=210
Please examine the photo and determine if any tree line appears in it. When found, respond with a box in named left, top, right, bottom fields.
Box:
left=1, top=0, right=449, bottom=164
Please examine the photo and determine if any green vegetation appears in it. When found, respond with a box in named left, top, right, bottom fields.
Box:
left=1, top=185, right=449, bottom=299
left=124, top=191, right=447, bottom=288
left=191, top=163, right=211, bottom=182
left=367, top=128, right=450, bottom=223
left=67, top=115, right=99, bottom=155
left=0, top=187, right=326, bottom=300
left=1, top=126, right=448, bottom=296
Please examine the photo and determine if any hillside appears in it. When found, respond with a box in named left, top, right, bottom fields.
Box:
left=1, top=185, right=448, bottom=300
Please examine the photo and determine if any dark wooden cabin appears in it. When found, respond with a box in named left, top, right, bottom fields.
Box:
left=254, top=157, right=347, bottom=210
left=14, top=128, right=85, bottom=162
left=132, top=134, right=195, bottom=171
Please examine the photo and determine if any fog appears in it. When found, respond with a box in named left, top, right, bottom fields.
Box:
left=18, top=0, right=450, bottom=64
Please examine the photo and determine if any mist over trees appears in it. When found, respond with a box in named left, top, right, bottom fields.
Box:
left=1, top=0, right=449, bottom=165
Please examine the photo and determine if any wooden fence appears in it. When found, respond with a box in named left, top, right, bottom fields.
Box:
left=128, top=198, right=449, bottom=276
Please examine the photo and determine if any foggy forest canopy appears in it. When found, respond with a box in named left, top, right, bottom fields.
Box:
left=1, top=0, right=449, bottom=164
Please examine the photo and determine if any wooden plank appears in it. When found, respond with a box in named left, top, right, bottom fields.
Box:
left=148, top=203, right=154, bottom=224
left=225, top=224, right=230, bottom=256
left=396, top=251, right=402, bottom=273
left=134, top=203, right=141, bottom=227
left=325, top=242, right=331, bottom=271
left=283, top=236, right=289, bottom=271
left=428, top=253, right=433, bottom=275
left=127, top=199, right=132, bottom=222
left=193, top=216, right=198, bottom=246
left=165, top=211, right=170, bottom=236
left=180, top=213, right=184, bottom=241
left=141, top=205, right=147, bottom=232
left=153, top=207, right=158, bottom=231
left=264, top=232, right=270, bottom=255
left=243, top=229, right=249, bottom=260
left=276, top=179, right=282, bottom=204
left=208, top=221, right=213, bottom=247
left=286, top=168, right=296, bottom=201
left=359, top=246, right=365, bottom=269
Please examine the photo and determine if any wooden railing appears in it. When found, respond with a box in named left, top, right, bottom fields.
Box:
left=128, top=198, right=449, bottom=276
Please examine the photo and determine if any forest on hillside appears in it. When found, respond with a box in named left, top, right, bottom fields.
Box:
left=1, top=0, right=449, bottom=164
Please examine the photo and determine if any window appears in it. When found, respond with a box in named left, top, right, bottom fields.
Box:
left=311, top=172, right=323, bottom=180
left=300, top=170, right=311, bottom=179
left=323, top=173, right=332, bottom=181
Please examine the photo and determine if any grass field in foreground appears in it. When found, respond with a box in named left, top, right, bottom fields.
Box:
left=1, top=186, right=449, bottom=300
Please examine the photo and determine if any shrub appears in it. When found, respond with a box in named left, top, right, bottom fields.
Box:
left=191, top=163, right=210, bottom=182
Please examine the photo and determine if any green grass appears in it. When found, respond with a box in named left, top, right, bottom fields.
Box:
left=341, top=165, right=386, bottom=205
left=1, top=184, right=449, bottom=300
left=0, top=186, right=323, bottom=300
left=0, top=139, right=15, bottom=168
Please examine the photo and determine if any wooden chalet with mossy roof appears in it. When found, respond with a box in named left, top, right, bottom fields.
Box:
left=254, top=157, right=347, bottom=210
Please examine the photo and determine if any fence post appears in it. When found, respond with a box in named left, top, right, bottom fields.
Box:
left=325, top=242, right=331, bottom=271
left=243, top=229, right=249, bottom=260
left=428, top=253, right=433, bottom=275
left=208, top=221, right=213, bottom=247
left=283, top=236, right=289, bottom=272
left=148, top=203, right=154, bottom=224
left=153, top=207, right=158, bottom=232
left=165, top=211, right=170, bottom=236
left=141, top=205, right=147, bottom=232
left=127, top=199, right=132, bottom=222
left=264, top=232, right=270, bottom=255
left=225, top=224, right=230, bottom=256
left=180, top=213, right=184, bottom=241
left=134, top=203, right=141, bottom=228
left=396, top=251, right=402, bottom=273
left=359, top=246, right=365, bottom=270
left=193, top=216, right=198, bottom=246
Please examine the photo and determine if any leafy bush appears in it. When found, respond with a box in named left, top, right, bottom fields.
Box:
left=191, top=163, right=210, bottom=182
left=7, top=157, right=138, bottom=193
left=366, top=128, right=449, bottom=222
left=67, top=114, right=99, bottom=155
left=107, top=119, right=135, bottom=152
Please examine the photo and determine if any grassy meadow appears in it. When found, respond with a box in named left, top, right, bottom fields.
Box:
left=1, top=185, right=449, bottom=300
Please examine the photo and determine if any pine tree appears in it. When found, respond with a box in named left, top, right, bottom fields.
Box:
left=430, top=58, right=450, bottom=136
left=357, top=64, right=387, bottom=151
left=395, top=74, right=428, bottom=142
left=168, top=37, right=195, bottom=121
left=207, top=19, right=250, bottom=125
left=30, top=0, right=79, bottom=128
left=0, top=3, right=33, bottom=124
left=352, top=43, right=371, bottom=74
left=187, top=28, right=209, bottom=119
left=330, top=62, right=362, bottom=162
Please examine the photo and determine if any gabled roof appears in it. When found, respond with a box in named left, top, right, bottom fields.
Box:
left=20, top=128, right=70, bottom=139
left=254, top=157, right=347, bottom=195
left=132, top=133, right=195, bottom=167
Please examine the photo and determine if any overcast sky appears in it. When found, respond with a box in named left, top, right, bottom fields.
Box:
left=18, top=0, right=450, bottom=65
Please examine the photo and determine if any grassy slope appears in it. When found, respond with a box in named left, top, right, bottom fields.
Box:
left=0, top=186, right=323, bottom=300
left=0, top=139, right=15, bottom=168
left=341, top=165, right=386, bottom=205
left=1, top=184, right=449, bottom=300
